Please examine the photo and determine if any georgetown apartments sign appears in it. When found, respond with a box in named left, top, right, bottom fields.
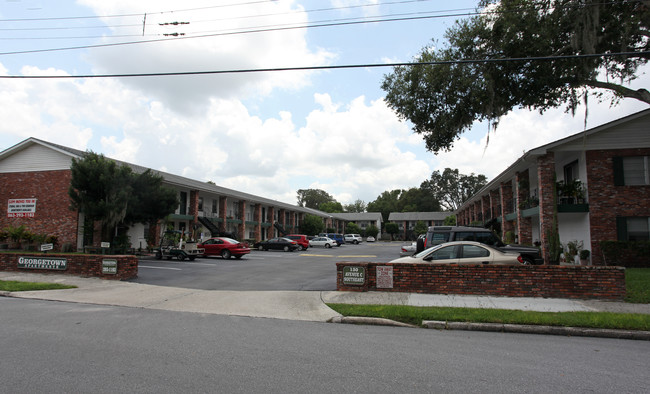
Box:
left=17, top=256, right=67, bottom=270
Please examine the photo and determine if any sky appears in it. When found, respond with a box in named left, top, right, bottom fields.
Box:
left=1, top=0, right=649, bottom=207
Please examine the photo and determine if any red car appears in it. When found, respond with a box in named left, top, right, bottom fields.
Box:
left=198, top=237, right=250, bottom=259
left=285, top=234, right=309, bottom=251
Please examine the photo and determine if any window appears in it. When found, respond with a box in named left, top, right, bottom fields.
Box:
left=179, top=192, right=187, bottom=215
left=614, top=156, right=650, bottom=186
left=212, top=200, right=218, bottom=214
left=198, top=197, right=203, bottom=212
left=564, top=160, right=579, bottom=183
left=617, top=217, right=650, bottom=241
left=429, top=245, right=458, bottom=260
left=462, top=245, right=490, bottom=258
left=474, top=232, right=500, bottom=246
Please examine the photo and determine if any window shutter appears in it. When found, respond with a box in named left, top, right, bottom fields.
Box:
left=612, top=157, right=625, bottom=186
left=616, top=216, right=628, bottom=241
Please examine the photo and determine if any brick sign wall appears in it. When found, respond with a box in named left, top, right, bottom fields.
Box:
left=0, top=253, right=138, bottom=280
left=336, top=262, right=626, bottom=300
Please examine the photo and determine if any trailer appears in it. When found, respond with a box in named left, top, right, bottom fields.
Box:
left=155, top=230, right=204, bottom=261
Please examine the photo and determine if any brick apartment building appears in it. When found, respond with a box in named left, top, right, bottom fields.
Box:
left=456, top=109, right=650, bottom=265
left=0, top=138, right=344, bottom=251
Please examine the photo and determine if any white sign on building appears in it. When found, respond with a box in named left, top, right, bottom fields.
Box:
left=7, top=198, right=37, bottom=218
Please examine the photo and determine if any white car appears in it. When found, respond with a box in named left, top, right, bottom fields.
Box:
left=390, top=241, right=523, bottom=265
left=309, top=237, right=338, bottom=248
left=366, top=236, right=375, bottom=242
left=344, top=234, right=363, bottom=244
left=400, top=242, right=417, bottom=257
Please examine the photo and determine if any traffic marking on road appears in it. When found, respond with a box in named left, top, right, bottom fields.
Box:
left=139, top=265, right=182, bottom=270
left=299, top=254, right=377, bottom=258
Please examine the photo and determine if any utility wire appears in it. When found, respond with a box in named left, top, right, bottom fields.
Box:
left=1, top=51, right=646, bottom=79
left=0, top=12, right=476, bottom=56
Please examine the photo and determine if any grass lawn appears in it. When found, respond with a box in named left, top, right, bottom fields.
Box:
left=0, top=280, right=76, bottom=292
left=625, top=268, right=650, bottom=303
left=328, top=268, right=650, bottom=331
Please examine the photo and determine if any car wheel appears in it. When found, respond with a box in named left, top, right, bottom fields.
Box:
left=354, top=240, right=359, bottom=244
left=522, top=256, right=534, bottom=265
left=177, top=254, right=186, bottom=261
left=325, top=243, right=331, bottom=248
left=155, top=251, right=162, bottom=260
left=258, top=245, right=264, bottom=251
left=283, top=246, right=290, bottom=252
left=221, top=250, right=232, bottom=259
left=297, top=245, right=304, bottom=251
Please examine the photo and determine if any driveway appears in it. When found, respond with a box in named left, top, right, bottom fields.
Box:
left=132, top=241, right=402, bottom=291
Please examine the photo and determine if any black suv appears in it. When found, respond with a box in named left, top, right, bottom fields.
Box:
left=416, top=226, right=543, bottom=265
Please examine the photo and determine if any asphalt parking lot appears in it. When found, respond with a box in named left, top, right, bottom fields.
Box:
left=132, top=241, right=404, bottom=291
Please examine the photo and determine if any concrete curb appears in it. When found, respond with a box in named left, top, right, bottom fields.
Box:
left=422, top=320, right=650, bottom=341
left=329, top=316, right=417, bottom=328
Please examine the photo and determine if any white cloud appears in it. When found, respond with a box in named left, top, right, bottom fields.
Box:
left=79, top=0, right=337, bottom=115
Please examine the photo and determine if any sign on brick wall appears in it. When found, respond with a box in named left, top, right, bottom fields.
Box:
left=376, top=266, right=393, bottom=289
left=17, top=256, right=67, bottom=270
left=7, top=198, right=37, bottom=218
left=342, top=266, right=365, bottom=285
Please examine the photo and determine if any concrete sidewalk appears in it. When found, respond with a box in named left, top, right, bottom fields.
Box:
left=2, top=272, right=649, bottom=326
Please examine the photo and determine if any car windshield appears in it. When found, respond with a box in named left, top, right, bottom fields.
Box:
left=412, top=244, right=445, bottom=258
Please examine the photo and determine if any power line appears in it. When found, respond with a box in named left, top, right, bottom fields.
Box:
left=0, top=12, right=476, bottom=56
left=1, top=51, right=645, bottom=79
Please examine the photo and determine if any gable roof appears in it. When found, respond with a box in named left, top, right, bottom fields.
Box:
left=388, top=212, right=449, bottom=221
left=457, top=108, right=650, bottom=211
left=0, top=137, right=331, bottom=217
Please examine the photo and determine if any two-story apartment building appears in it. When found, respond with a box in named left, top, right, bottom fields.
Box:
left=387, top=212, right=450, bottom=240
left=0, top=138, right=342, bottom=251
left=456, top=109, right=650, bottom=265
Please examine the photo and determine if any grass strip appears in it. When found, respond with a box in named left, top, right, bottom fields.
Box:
left=626, top=268, right=650, bottom=303
left=327, top=303, right=650, bottom=331
left=0, top=280, right=77, bottom=292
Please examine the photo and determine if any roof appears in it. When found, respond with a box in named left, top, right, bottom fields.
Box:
left=388, top=212, right=450, bottom=221
left=331, top=212, right=383, bottom=222
left=0, top=137, right=332, bottom=217
left=457, top=108, right=650, bottom=211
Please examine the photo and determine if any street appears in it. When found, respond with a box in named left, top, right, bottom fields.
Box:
left=2, top=297, right=648, bottom=393
left=133, top=241, right=402, bottom=290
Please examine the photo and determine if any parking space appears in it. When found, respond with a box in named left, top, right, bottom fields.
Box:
left=132, top=241, right=402, bottom=291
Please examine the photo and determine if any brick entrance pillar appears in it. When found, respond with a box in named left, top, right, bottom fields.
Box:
left=266, top=207, right=275, bottom=239
left=254, top=204, right=262, bottom=241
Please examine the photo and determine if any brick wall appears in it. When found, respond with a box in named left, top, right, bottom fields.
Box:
left=336, top=262, right=625, bottom=300
left=0, top=170, right=79, bottom=250
left=586, top=148, right=650, bottom=265
left=1, top=253, right=138, bottom=280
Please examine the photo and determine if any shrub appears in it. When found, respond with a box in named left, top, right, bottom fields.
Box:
left=600, top=241, right=650, bottom=267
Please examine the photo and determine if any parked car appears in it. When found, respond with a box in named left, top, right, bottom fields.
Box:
left=309, top=236, right=338, bottom=248
left=391, top=241, right=523, bottom=265
left=326, top=233, right=344, bottom=246
left=344, top=234, right=363, bottom=244
left=285, top=234, right=309, bottom=251
left=366, top=236, right=376, bottom=242
left=400, top=242, right=417, bottom=257
left=253, top=237, right=299, bottom=252
left=416, top=226, right=543, bottom=265
left=198, top=237, right=250, bottom=259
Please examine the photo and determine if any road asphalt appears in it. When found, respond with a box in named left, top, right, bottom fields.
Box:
left=2, top=271, right=649, bottom=340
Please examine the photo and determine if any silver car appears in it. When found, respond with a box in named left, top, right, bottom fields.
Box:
left=390, top=241, right=523, bottom=265
left=309, top=237, right=338, bottom=248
